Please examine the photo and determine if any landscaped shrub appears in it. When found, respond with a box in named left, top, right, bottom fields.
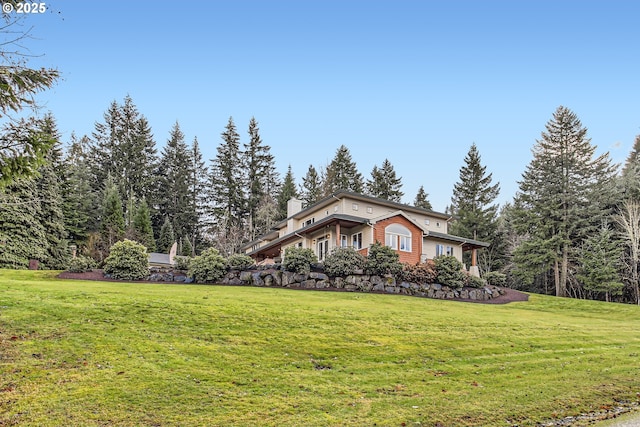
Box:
left=434, top=255, right=466, bottom=289
left=173, top=256, right=191, bottom=271
left=466, top=274, right=487, bottom=288
left=365, top=242, right=403, bottom=276
left=67, top=255, right=97, bottom=273
left=188, top=248, right=227, bottom=283
left=323, top=247, right=366, bottom=277
left=402, top=259, right=437, bottom=284
left=227, top=253, right=255, bottom=270
left=483, top=271, right=507, bottom=287
left=282, top=247, right=317, bottom=274
left=103, top=239, right=149, bottom=280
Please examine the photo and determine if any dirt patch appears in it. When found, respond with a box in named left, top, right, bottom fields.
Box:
left=56, top=270, right=529, bottom=304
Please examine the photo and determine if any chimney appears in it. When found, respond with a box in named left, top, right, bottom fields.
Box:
left=287, top=198, right=304, bottom=218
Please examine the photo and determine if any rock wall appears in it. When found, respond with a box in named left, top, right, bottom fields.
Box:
left=221, top=268, right=504, bottom=301
left=145, top=266, right=504, bottom=302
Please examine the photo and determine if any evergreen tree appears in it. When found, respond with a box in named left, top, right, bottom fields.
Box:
left=0, top=11, right=59, bottom=185
left=300, top=164, right=322, bottom=206
left=157, top=217, right=175, bottom=253
left=276, top=165, right=299, bottom=220
left=322, top=145, right=364, bottom=195
left=180, top=235, right=193, bottom=257
left=449, top=143, right=503, bottom=273
left=243, top=117, right=279, bottom=239
left=188, top=137, right=209, bottom=252
left=34, top=116, right=69, bottom=269
left=512, top=106, right=617, bottom=297
left=101, top=176, right=125, bottom=248
left=62, top=133, right=100, bottom=245
left=90, top=96, right=158, bottom=208
left=131, top=197, right=156, bottom=252
left=208, top=117, right=245, bottom=232
left=577, top=223, right=624, bottom=302
left=413, top=185, right=433, bottom=210
left=619, top=134, right=640, bottom=200
left=0, top=178, right=47, bottom=268
left=366, top=159, right=403, bottom=202
left=155, top=122, right=195, bottom=240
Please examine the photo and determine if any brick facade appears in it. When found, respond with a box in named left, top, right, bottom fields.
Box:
left=372, top=215, right=422, bottom=265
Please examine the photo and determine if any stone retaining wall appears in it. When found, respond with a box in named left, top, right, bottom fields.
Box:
left=146, top=266, right=504, bottom=301
left=221, top=268, right=504, bottom=301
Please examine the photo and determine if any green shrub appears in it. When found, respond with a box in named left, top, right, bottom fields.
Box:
left=323, top=247, right=366, bottom=277
left=188, top=248, right=227, bottom=283
left=365, top=242, right=403, bottom=276
left=103, top=239, right=149, bottom=280
left=173, top=256, right=191, bottom=271
left=402, top=260, right=437, bottom=284
left=282, top=247, right=317, bottom=274
left=67, top=255, right=97, bottom=273
left=227, top=253, right=255, bottom=270
left=434, top=255, right=466, bottom=289
left=483, top=271, right=507, bottom=287
left=466, top=274, right=487, bottom=288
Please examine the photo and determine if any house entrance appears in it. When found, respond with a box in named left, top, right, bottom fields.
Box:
left=317, top=236, right=329, bottom=261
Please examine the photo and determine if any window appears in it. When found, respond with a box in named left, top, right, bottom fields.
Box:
left=399, top=235, right=411, bottom=252
left=425, top=219, right=430, bottom=225
left=385, top=223, right=411, bottom=252
left=367, top=206, right=373, bottom=214
left=334, top=206, right=338, bottom=212
left=352, top=203, right=359, bottom=211
left=297, top=242, right=303, bottom=248
left=436, top=221, right=441, bottom=228
left=385, top=232, right=398, bottom=249
left=446, top=246, right=454, bottom=256
left=436, top=244, right=444, bottom=257
left=303, top=218, right=315, bottom=227
left=352, top=232, right=362, bottom=250
left=341, top=234, right=348, bottom=247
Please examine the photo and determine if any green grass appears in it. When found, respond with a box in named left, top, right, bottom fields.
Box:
left=1, top=269, right=640, bottom=426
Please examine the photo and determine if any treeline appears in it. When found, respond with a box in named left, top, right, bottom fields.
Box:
left=2, top=98, right=640, bottom=304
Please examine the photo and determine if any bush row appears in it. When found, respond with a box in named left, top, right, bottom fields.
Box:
left=75, top=239, right=507, bottom=289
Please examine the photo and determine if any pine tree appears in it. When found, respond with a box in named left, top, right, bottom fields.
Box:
left=156, top=122, right=195, bottom=240
left=90, top=96, right=158, bottom=208
left=0, top=178, right=47, bottom=268
left=322, top=145, right=364, bottom=195
left=243, top=117, right=279, bottom=239
left=188, top=137, right=209, bottom=252
left=157, top=217, right=175, bottom=253
left=276, top=165, right=299, bottom=220
left=414, top=186, right=433, bottom=210
left=180, top=235, right=193, bottom=257
left=131, top=197, right=156, bottom=252
left=101, top=176, right=125, bottom=248
left=577, top=223, right=624, bottom=302
left=300, top=164, right=322, bottom=206
left=619, top=134, right=640, bottom=200
left=366, top=159, right=403, bottom=202
left=34, top=116, right=69, bottom=269
left=62, top=133, right=100, bottom=245
left=512, top=106, right=617, bottom=297
left=449, top=143, right=503, bottom=273
left=208, top=117, right=245, bottom=232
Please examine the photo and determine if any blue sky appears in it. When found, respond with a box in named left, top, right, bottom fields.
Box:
left=22, top=1, right=640, bottom=212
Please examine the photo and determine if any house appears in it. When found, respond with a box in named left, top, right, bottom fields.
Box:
left=242, top=191, right=489, bottom=276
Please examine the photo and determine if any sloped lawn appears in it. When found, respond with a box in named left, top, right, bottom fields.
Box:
left=1, top=269, right=639, bottom=426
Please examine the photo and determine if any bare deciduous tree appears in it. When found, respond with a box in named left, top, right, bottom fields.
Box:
left=615, top=199, right=640, bottom=305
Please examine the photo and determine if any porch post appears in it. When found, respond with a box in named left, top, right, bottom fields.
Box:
left=471, top=248, right=477, bottom=267
left=335, top=223, right=341, bottom=247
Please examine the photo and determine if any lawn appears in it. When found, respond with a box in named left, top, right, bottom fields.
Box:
left=1, top=269, right=639, bottom=426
